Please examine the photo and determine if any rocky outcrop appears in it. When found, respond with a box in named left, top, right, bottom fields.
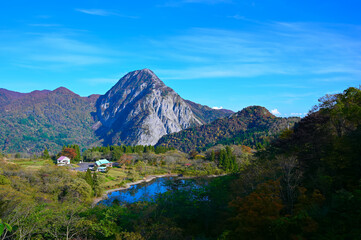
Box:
left=94, top=69, right=202, bottom=146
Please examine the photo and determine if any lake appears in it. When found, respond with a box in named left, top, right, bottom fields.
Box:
left=98, top=177, right=203, bottom=205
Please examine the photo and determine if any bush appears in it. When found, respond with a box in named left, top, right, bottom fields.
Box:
left=0, top=175, right=11, bottom=185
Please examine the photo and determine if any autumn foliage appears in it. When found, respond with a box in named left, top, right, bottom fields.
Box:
left=229, top=180, right=283, bottom=239
left=61, top=147, right=77, bottom=160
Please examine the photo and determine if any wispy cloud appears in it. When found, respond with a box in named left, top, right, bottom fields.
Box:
left=30, top=54, right=110, bottom=65
left=183, top=0, right=232, bottom=3
left=28, top=24, right=62, bottom=27
left=212, top=106, right=223, bottom=109
left=75, top=9, right=138, bottom=18
left=1, top=32, right=118, bottom=69
left=76, top=9, right=112, bottom=16
left=147, top=22, right=361, bottom=80
left=228, top=14, right=245, bottom=20
left=290, top=112, right=306, bottom=116
left=36, top=36, right=107, bottom=54
left=84, top=77, right=119, bottom=85
left=159, top=0, right=232, bottom=7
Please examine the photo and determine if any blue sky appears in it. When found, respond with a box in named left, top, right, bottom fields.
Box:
left=1, top=0, right=360, bottom=116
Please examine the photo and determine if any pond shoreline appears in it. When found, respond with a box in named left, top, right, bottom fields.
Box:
left=92, top=173, right=227, bottom=206
left=92, top=174, right=178, bottom=206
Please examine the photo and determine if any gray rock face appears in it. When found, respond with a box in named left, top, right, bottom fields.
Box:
left=94, top=69, right=201, bottom=145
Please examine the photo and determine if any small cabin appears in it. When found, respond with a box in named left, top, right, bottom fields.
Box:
left=95, top=159, right=112, bottom=172
left=57, top=156, right=71, bottom=166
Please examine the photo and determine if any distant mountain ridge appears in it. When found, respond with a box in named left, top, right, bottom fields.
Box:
left=156, top=106, right=300, bottom=152
left=0, top=87, right=99, bottom=153
left=0, top=69, right=233, bottom=153
left=184, top=100, right=234, bottom=124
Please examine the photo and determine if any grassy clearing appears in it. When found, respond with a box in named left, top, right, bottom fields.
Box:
left=6, top=158, right=55, bottom=170
left=100, top=168, right=129, bottom=189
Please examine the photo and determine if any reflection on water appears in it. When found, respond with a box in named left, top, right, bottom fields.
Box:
left=99, top=177, right=188, bottom=205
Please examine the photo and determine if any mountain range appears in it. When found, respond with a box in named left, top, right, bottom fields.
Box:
left=0, top=69, right=233, bottom=154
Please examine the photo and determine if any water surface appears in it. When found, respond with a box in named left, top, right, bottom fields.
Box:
left=99, top=177, right=192, bottom=205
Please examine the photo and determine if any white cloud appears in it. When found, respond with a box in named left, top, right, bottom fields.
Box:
left=271, top=109, right=281, bottom=115
left=84, top=77, right=119, bottom=85
left=228, top=14, right=245, bottom=20
left=290, top=113, right=305, bottom=116
left=183, top=0, right=232, bottom=3
left=75, top=9, right=113, bottom=16
left=30, top=54, right=110, bottom=65
left=28, top=24, right=62, bottom=27
left=1, top=32, right=118, bottom=69
left=148, top=23, right=361, bottom=80
left=75, top=9, right=138, bottom=18
left=159, top=0, right=231, bottom=7
left=212, top=106, right=223, bottom=110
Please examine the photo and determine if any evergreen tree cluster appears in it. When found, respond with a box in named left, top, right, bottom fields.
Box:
left=62, top=144, right=81, bottom=161
left=82, top=145, right=175, bottom=162
left=84, top=169, right=101, bottom=196
left=217, top=146, right=238, bottom=172
left=42, top=148, right=50, bottom=159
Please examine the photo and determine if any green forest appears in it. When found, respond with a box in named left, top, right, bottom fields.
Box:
left=1, top=87, right=361, bottom=239
left=156, top=106, right=300, bottom=152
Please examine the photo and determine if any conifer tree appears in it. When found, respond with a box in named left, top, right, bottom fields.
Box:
left=211, top=150, right=215, bottom=161
left=85, top=169, right=93, bottom=187
left=92, top=172, right=98, bottom=187
left=42, top=148, right=50, bottom=159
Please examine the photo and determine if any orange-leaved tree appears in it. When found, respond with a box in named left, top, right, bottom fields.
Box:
left=61, top=147, right=77, bottom=160
left=229, top=179, right=283, bottom=239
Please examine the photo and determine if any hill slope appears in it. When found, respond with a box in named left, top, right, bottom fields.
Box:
left=156, top=106, right=300, bottom=152
left=0, top=88, right=99, bottom=154
left=184, top=100, right=233, bottom=124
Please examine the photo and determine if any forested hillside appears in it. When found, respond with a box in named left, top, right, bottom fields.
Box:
left=156, top=106, right=300, bottom=152
left=1, top=87, right=360, bottom=240
left=0, top=88, right=100, bottom=154
left=239, top=86, right=361, bottom=239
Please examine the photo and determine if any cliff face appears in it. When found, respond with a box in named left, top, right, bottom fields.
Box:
left=94, top=69, right=202, bottom=146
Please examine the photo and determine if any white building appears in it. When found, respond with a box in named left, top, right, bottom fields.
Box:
left=57, top=156, right=71, bottom=166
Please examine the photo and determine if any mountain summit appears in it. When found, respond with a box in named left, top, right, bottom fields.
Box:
left=94, top=69, right=202, bottom=145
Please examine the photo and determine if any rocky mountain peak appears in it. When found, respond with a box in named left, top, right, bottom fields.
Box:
left=94, top=69, right=201, bottom=146
left=112, top=69, right=165, bottom=92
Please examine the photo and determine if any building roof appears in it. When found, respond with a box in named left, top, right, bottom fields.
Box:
left=96, top=159, right=110, bottom=166
left=57, top=156, right=70, bottom=161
